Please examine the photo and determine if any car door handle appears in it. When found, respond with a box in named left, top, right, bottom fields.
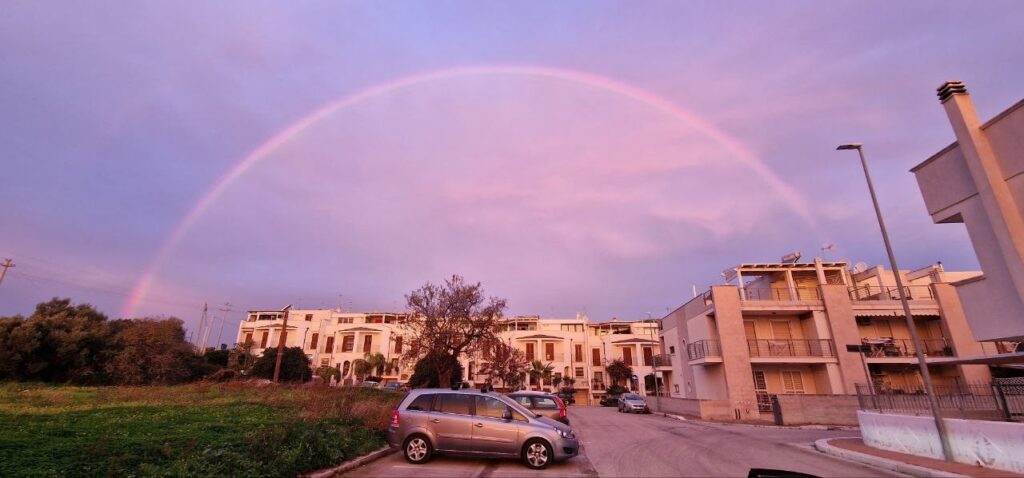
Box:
left=430, top=418, right=440, bottom=423
left=474, top=423, right=484, bottom=428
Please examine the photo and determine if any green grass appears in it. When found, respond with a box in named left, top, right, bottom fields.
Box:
left=0, top=382, right=401, bottom=478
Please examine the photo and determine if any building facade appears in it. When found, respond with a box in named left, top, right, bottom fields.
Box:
left=235, top=310, right=662, bottom=404
left=659, top=258, right=992, bottom=420
left=911, top=81, right=1024, bottom=343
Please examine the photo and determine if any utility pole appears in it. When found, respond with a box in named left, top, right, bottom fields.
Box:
left=215, top=302, right=232, bottom=351
left=195, top=303, right=208, bottom=352
left=0, top=259, right=15, bottom=287
left=273, top=305, right=293, bottom=382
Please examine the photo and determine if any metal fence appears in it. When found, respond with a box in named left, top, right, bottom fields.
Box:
left=855, top=381, right=1024, bottom=422
left=741, top=287, right=820, bottom=301
left=687, top=339, right=721, bottom=360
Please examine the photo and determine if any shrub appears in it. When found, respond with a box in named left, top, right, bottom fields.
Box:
left=250, top=347, right=312, bottom=382
left=408, top=353, right=463, bottom=388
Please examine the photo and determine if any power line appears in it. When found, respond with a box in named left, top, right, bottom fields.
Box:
left=0, top=259, right=14, bottom=287
left=9, top=269, right=202, bottom=310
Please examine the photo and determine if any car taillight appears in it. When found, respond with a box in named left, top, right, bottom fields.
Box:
left=391, top=410, right=400, bottom=427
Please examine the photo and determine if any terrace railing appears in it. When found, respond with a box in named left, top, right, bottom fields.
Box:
left=741, top=287, right=821, bottom=301
left=653, top=354, right=673, bottom=367
left=859, top=338, right=952, bottom=358
left=747, top=339, right=835, bottom=358
left=687, top=339, right=722, bottom=360
left=848, top=285, right=935, bottom=301
left=856, top=381, right=1022, bottom=422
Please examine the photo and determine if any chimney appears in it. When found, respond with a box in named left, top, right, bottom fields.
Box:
left=936, top=80, right=967, bottom=103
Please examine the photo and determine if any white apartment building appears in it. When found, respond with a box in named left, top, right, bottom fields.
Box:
left=236, top=310, right=663, bottom=405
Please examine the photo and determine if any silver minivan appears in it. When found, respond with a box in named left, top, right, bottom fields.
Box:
left=387, top=388, right=579, bottom=469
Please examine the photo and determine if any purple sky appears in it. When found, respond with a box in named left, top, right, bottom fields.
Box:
left=2, top=1, right=1023, bottom=338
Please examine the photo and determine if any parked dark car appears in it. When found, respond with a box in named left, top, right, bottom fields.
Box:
left=599, top=392, right=622, bottom=407
left=387, top=388, right=578, bottom=469
left=507, top=391, right=569, bottom=424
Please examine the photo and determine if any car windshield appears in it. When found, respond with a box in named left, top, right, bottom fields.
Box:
left=624, top=394, right=643, bottom=400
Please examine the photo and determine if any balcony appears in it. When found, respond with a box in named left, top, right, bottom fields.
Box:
left=652, top=354, right=672, bottom=368
left=741, top=287, right=820, bottom=301
left=747, top=339, right=835, bottom=358
left=860, top=338, right=952, bottom=358
left=687, top=339, right=722, bottom=360
left=848, top=285, right=934, bottom=301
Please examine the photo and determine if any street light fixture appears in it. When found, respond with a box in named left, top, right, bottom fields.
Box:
left=836, top=143, right=954, bottom=462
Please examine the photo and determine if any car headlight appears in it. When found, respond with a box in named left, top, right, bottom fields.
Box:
left=556, top=428, right=574, bottom=439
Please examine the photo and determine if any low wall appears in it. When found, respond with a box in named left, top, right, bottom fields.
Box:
left=774, top=394, right=860, bottom=426
left=650, top=396, right=733, bottom=420
left=858, top=410, right=1024, bottom=474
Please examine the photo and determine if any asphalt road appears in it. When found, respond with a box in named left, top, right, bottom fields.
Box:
left=342, top=406, right=899, bottom=477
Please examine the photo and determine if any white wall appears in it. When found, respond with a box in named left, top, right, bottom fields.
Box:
left=858, top=411, right=1024, bottom=474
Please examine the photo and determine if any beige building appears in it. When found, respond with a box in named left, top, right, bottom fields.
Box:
left=659, top=258, right=991, bottom=420
left=236, top=309, right=663, bottom=403
left=911, top=81, right=1024, bottom=344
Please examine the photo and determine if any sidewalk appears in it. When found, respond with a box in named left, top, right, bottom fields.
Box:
left=816, top=437, right=1024, bottom=478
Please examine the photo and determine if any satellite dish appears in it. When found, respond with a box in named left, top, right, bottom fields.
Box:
left=852, top=262, right=868, bottom=273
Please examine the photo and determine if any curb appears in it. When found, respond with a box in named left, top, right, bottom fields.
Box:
left=304, top=445, right=398, bottom=478
left=813, top=438, right=966, bottom=478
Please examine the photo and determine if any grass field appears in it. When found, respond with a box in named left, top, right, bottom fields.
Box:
left=0, top=382, right=402, bottom=478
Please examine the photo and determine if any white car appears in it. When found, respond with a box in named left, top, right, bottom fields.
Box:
left=359, top=380, right=381, bottom=388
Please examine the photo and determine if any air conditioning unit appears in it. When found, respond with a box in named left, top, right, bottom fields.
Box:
left=856, top=317, right=872, bottom=326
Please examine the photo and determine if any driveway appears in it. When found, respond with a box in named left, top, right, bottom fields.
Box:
left=343, top=405, right=897, bottom=477
left=572, top=406, right=900, bottom=477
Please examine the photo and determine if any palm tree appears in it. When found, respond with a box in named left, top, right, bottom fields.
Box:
left=552, top=375, right=563, bottom=390
left=562, top=376, right=576, bottom=391
left=364, top=353, right=386, bottom=377
left=352, top=359, right=372, bottom=381
left=528, top=360, right=554, bottom=390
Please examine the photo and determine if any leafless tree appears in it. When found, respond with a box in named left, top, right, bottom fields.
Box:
left=402, top=275, right=506, bottom=388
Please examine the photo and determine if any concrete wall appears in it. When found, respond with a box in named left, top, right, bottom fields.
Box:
left=858, top=410, right=1024, bottom=474
left=649, top=396, right=734, bottom=421
left=773, top=394, right=860, bottom=426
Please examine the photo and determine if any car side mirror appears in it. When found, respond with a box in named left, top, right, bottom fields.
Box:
left=503, top=409, right=513, bottom=421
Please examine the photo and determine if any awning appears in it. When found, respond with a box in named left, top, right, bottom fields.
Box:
left=610, top=338, right=659, bottom=344
left=337, top=327, right=381, bottom=333
left=916, top=351, right=1024, bottom=366
left=515, top=334, right=563, bottom=340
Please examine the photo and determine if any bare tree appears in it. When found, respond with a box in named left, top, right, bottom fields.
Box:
left=402, top=275, right=507, bottom=388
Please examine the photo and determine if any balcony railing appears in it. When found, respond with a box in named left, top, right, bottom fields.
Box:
left=591, top=381, right=606, bottom=391
left=687, top=339, right=722, bottom=360
left=653, top=354, right=672, bottom=367
left=741, top=287, right=820, bottom=301
left=860, top=338, right=952, bottom=358
left=747, top=339, right=835, bottom=357
left=848, top=285, right=934, bottom=301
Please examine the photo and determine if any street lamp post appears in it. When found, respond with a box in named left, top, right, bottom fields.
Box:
left=837, top=143, right=954, bottom=462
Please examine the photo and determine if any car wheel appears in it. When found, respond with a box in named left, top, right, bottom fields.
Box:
left=403, top=434, right=432, bottom=464
left=522, top=439, right=553, bottom=470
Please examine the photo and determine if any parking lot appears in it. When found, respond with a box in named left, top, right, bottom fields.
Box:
left=342, top=405, right=895, bottom=477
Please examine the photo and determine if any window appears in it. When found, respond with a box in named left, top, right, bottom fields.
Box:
left=781, top=370, right=806, bottom=394
left=512, top=396, right=532, bottom=408
left=305, top=314, right=313, bottom=321
left=394, top=336, right=403, bottom=353
left=474, top=396, right=508, bottom=419
left=592, top=348, right=601, bottom=366
left=669, top=345, right=675, bottom=354
left=544, top=343, right=555, bottom=361
left=248, top=314, right=256, bottom=322
left=533, top=396, right=558, bottom=409
left=341, top=335, right=354, bottom=352
left=435, top=394, right=472, bottom=415
left=526, top=343, right=535, bottom=360
left=643, top=347, right=654, bottom=366
left=320, top=358, right=329, bottom=366
left=260, top=331, right=269, bottom=348
left=243, top=332, right=253, bottom=344
left=342, top=361, right=351, bottom=377
left=324, top=336, right=335, bottom=353
left=575, top=367, right=584, bottom=378
left=338, top=317, right=354, bottom=324
left=574, top=344, right=583, bottom=362
left=673, top=384, right=680, bottom=393
left=362, top=335, right=373, bottom=353
left=310, top=333, right=319, bottom=350
left=560, top=324, right=583, bottom=332
left=623, top=347, right=633, bottom=366
left=366, top=315, right=383, bottom=324
left=407, top=394, right=434, bottom=411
